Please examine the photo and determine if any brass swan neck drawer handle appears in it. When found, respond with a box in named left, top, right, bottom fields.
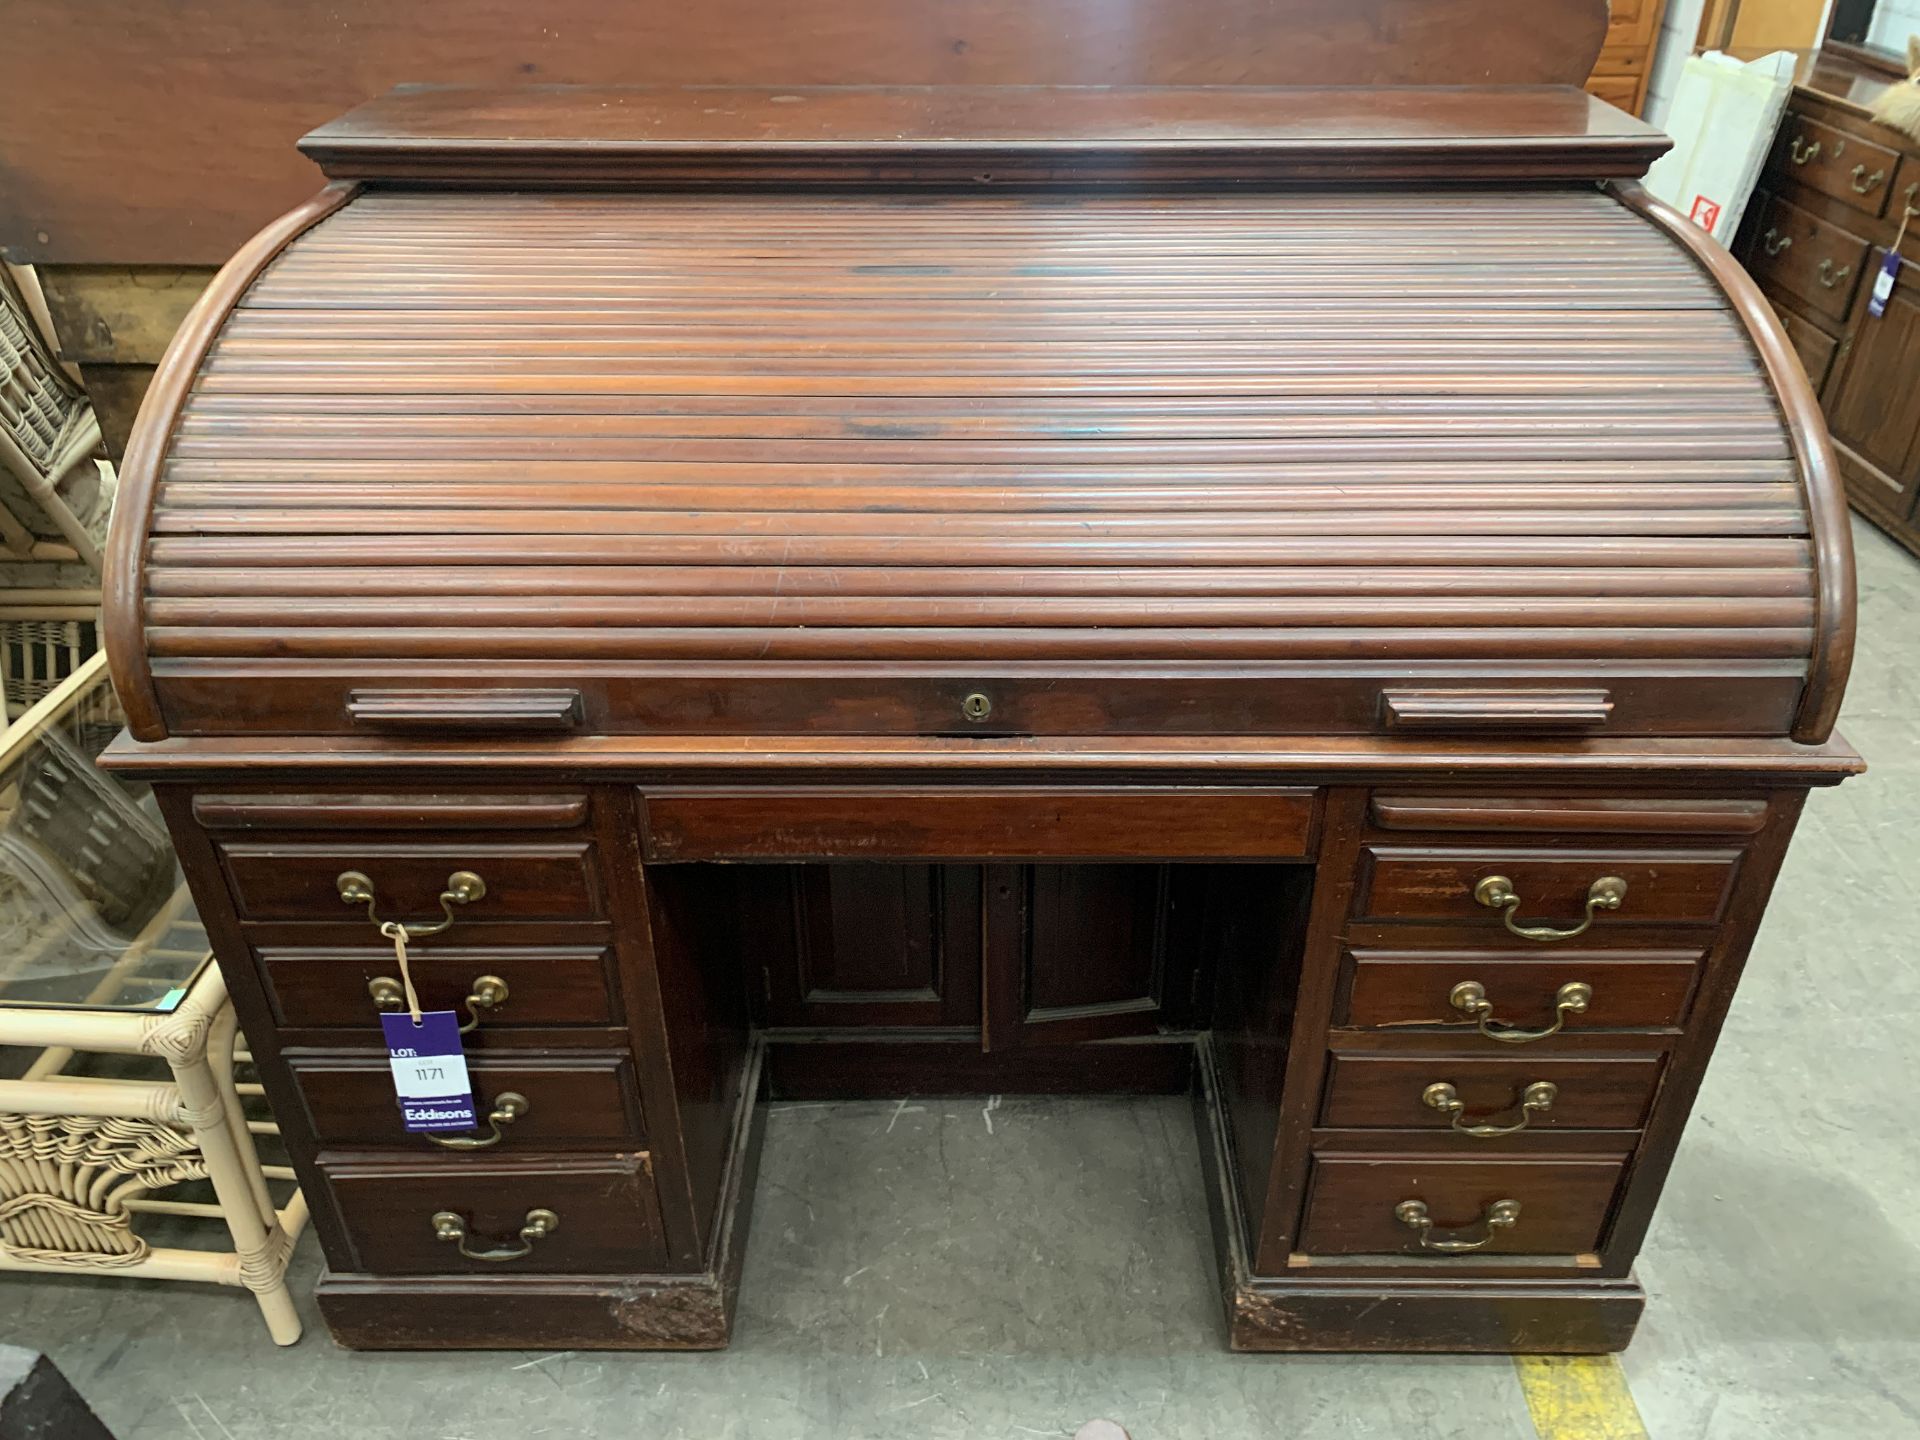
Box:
left=1788, top=136, right=1821, bottom=164
left=1473, top=874, right=1626, bottom=942
left=337, top=869, right=487, bottom=940
left=369, top=974, right=510, bottom=1034
left=1851, top=164, right=1886, bottom=194
left=1761, top=227, right=1793, bottom=256
left=425, top=1091, right=529, bottom=1151
left=1450, top=979, right=1592, bottom=1043
left=1422, top=1080, right=1557, bottom=1137
left=432, top=1206, right=558, bottom=1263
left=1817, top=258, right=1853, bottom=289
left=1395, top=1198, right=1521, bottom=1253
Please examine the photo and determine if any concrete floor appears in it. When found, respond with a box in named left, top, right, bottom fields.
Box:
left=4, top=517, right=1917, bottom=1439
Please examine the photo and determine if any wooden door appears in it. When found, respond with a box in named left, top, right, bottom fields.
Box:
left=1825, top=257, right=1920, bottom=518
left=749, top=864, right=982, bottom=1029
left=983, top=864, right=1196, bottom=1047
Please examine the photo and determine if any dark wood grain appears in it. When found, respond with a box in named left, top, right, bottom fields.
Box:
left=324, top=1153, right=669, bottom=1275
left=1340, top=951, right=1703, bottom=1031
left=98, top=83, right=1858, bottom=1356
left=1367, top=795, right=1769, bottom=835
left=216, top=840, right=604, bottom=923
left=104, top=169, right=1845, bottom=745
left=193, top=790, right=589, bottom=830
left=1353, top=847, right=1742, bottom=927
left=0, top=0, right=1614, bottom=265
left=262, top=945, right=621, bottom=1030
left=1319, top=1053, right=1663, bottom=1131
left=642, top=787, right=1317, bottom=860
left=300, top=85, right=1667, bottom=185
left=291, top=1052, right=644, bottom=1147
left=1739, top=54, right=1920, bottom=563
left=1298, top=1155, right=1627, bottom=1256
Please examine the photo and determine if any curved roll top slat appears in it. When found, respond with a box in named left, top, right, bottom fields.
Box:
left=111, top=181, right=1849, bottom=742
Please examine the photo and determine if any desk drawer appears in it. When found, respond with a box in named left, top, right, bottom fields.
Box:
left=262, top=945, right=620, bottom=1032
left=293, top=1054, right=642, bottom=1149
left=1770, top=111, right=1904, bottom=217
left=1747, top=194, right=1869, bottom=323
left=1320, top=1053, right=1663, bottom=1132
left=1299, top=1155, right=1625, bottom=1257
left=1340, top=950, right=1703, bottom=1033
left=642, top=786, right=1318, bottom=860
left=1355, top=847, right=1740, bottom=929
left=219, top=840, right=606, bottom=923
left=325, top=1155, right=667, bottom=1275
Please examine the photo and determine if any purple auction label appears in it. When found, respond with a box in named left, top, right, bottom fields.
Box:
left=1870, top=251, right=1903, bottom=319
left=381, top=1010, right=479, bottom=1133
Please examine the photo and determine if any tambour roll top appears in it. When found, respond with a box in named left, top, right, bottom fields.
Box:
left=103, top=84, right=1855, bottom=746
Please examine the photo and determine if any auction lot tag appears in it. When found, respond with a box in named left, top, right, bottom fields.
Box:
left=381, top=1010, right=479, bottom=1132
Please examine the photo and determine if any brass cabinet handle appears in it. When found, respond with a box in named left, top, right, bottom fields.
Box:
left=1473, top=875, right=1625, bottom=942
left=425, top=1091, right=529, bottom=1151
left=1395, top=1198, right=1521, bottom=1253
left=1762, top=227, right=1793, bottom=256
left=1450, top=979, right=1593, bottom=1043
left=337, top=869, right=486, bottom=939
left=369, top=973, right=509, bottom=1034
left=1422, top=1080, right=1557, bottom=1137
left=1817, top=258, right=1853, bottom=288
left=1788, top=136, right=1821, bottom=164
left=431, top=1206, right=558, bottom=1263
left=1851, top=164, right=1886, bottom=194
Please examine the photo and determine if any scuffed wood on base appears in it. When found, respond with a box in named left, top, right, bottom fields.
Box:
left=315, top=1272, right=734, bottom=1350
left=1192, top=1034, right=1643, bottom=1353
left=1222, top=1276, right=1644, bottom=1354
left=319, top=1039, right=766, bottom=1350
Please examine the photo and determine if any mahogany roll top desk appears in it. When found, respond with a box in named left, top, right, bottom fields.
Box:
left=98, top=83, right=1861, bottom=1353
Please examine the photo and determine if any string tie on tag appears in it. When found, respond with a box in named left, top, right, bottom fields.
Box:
left=381, top=920, right=424, bottom=1025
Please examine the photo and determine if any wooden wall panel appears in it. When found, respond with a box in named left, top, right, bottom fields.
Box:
left=0, top=0, right=1609, bottom=265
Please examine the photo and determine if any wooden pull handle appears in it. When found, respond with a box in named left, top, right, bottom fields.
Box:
left=1381, top=688, right=1612, bottom=732
left=346, top=688, right=582, bottom=733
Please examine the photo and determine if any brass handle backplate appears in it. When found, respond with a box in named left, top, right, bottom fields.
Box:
left=369, top=973, right=509, bottom=1034
left=1817, top=258, right=1853, bottom=289
left=1422, top=1080, right=1558, bottom=1137
left=425, top=1092, right=530, bottom=1151
left=1450, top=979, right=1593, bottom=1043
left=1762, top=227, right=1793, bottom=256
left=1395, top=1198, right=1521, bottom=1253
left=1851, top=164, right=1886, bottom=195
left=1788, top=136, right=1821, bottom=165
left=337, top=868, right=486, bottom=939
left=1473, top=874, right=1626, bottom=942
left=432, top=1206, right=558, bottom=1262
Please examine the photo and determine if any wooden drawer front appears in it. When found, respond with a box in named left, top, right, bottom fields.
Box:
left=326, top=1155, right=667, bottom=1275
left=1747, top=195, right=1869, bottom=322
left=1355, top=847, right=1741, bottom=928
left=1772, top=304, right=1841, bottom=393
left=219, top=841, right=604, bottom=923
left=1299, top=1156, right=1625, bottom=1257
left=1342, top=951, right=1703, bottom=1032
left=642, top=787, right=1318, bottom=860
left=1368, top=795, right=1768, bottom=836
left=1771, top=111, right=1903, bottom=216
left=262, top=945, right=619, bottom=1031
left=191, top=791, right=590, bottom=833
left=293, top=1054, right=642, bottom=1149
left=1320, top=1053, right=1663, bottom=1132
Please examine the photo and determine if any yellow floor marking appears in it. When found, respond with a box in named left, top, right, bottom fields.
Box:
left=1513, top=1355, right=1651, bottom=1440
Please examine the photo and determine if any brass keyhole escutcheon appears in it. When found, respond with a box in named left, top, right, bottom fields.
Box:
left=962, top=692, right=993, bottom=722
